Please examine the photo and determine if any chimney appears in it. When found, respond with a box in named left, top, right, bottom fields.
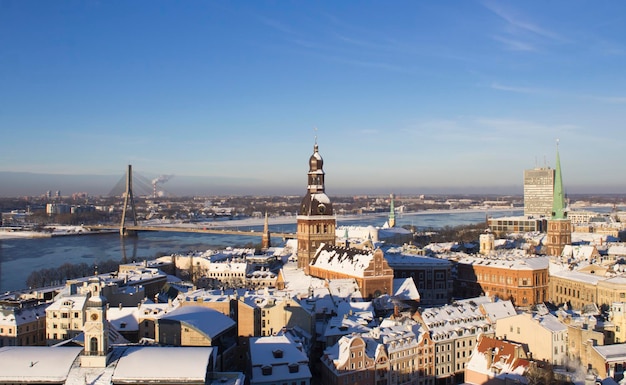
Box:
left=486, top=347, right=494, bottom=368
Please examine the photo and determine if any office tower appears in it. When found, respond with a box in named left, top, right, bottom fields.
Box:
left=524, top=167, right=555, bottom=217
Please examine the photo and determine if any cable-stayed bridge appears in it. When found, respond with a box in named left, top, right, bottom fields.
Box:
left=97, top=165, right=295, bottom=240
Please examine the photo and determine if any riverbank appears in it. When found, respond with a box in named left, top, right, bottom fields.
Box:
left=0, top=207, right=518, bottom=240
left=0, top=225, right=117, bottom=240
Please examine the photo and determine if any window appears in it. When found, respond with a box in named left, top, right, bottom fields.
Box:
left=90, top=337, right=98, bottom=352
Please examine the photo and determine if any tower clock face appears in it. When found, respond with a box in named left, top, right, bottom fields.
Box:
left=317, top=203, right=326, bottom=214
left=91, top=313, right=98, bottom=321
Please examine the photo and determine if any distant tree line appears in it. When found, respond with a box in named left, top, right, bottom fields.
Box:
left=404, top=222, right=490, bottom=246
left=25, top=259, right=122, bottom=289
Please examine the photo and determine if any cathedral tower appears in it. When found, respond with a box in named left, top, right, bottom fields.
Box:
left=546, top=142, right=571, bottom=256
left=297, top=140, right=336, bottom=274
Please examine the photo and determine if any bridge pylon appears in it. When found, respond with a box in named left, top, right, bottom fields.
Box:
left=120, top=164, right=138, bottom=238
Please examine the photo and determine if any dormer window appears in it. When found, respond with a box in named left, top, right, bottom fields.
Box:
left=272, top=349, right=283, bottom=358
left=288, top=363, right=299, bottom=373
left=261, top=365, right=272, bottom=375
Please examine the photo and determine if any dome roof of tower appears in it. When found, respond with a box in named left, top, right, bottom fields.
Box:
left=299, top=192, right=334, bottom=216
left=87, top=294, right=108, bottom=308
left=309, top=144, right=323, bottom=171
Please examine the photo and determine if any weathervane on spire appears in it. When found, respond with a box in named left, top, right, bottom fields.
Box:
left=314, top=127, right=318, bottom=145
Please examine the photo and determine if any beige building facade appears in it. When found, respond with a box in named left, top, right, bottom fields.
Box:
left=495, top=313, right=567, bottom=366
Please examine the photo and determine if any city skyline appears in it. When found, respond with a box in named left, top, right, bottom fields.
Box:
left=2, top=1, right=626, bottom=196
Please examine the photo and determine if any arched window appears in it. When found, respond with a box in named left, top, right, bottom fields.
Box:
left=90, top=337, right=98, bottom=353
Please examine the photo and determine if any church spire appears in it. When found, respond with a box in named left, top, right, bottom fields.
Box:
left=551, top=140, right=567, bottom=219
left=262, top=211, right=271, bottom=250
left=388, top=193, right=396, bottom=228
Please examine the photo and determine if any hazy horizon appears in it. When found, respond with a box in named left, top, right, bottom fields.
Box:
left=1, top=170, right=624, bottom=198
left=1, top=2, right=625, bottom=195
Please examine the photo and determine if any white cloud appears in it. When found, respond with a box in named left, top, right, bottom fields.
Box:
left=491, top=36, right=535, bottom=52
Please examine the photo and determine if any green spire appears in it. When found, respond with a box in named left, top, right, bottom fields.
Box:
left=389, top=193, right=396, bottom=227
left=552, top=142, right=567, bottom=219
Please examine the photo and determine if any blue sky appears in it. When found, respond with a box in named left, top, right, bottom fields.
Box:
left=1, top=1, right=625, bottom=195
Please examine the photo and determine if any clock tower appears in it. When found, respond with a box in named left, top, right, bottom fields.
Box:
left=81, top=278, right=110, bottom=368
left=297, top=141, right=336, bottom=274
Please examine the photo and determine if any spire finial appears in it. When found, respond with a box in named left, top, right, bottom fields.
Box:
left=314, top=127, right=318, bottom=149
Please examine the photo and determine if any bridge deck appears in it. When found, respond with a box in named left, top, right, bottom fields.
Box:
left=87, top=225, right=295, bottom=238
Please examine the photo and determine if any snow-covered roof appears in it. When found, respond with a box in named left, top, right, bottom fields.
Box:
left=480, top=300, right=517, bottom=322
left=0, top=346, right=83, bottom=383
left=385, top=252, right=451, bottom=268
left=0, top=304, right=47, bottom=327
left=206, top=262, right=247, bottom=273
left=608, top=244, right=626, bottom=256
left=279, top=261, right=327, bottom=297
left=46, top=295, right=88, bottom=311
left=592, top=343, right=626, bottom=362
left=324, top=313, right=372, bottom=338
left=392, top=278, right=420, bottom=301
left=419, top=297, right=492, bottom=341
left=324, top=335, right=365, bottom=370
left=112, top=346, right=214, bottom=383
left=310, top=244, right=376, bottom=277
left=561, top=245, right=598, bottom=260
left=466, top=335, right=529, bottom=380
left=549, top=266, right=603, bottom=285
left=249, top=335, right=311, bottom=383
left=327, top=279, right=363, bottom=302
left=457, top=255, right=549, bottom=271
left=107, top=306, right=140, bottom=331
left=535, top=313, right=567, bottom=332
left=159, top=305, right=235, bottom=339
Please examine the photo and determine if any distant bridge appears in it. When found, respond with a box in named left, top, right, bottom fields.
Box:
left=87, top=224, right=295, bottom=239
left=111, top=165, right=297, bottom=239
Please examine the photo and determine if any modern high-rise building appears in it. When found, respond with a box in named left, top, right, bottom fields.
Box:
left=296, top=141, right=336, bottom=275
left=523, top=167, right=555, bottom=217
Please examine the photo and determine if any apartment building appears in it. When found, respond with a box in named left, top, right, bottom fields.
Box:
left=414, top=297, right=495, bottom=384
left=495, top=312, right=568, bottom=366
left=237, top=291, right=314, bottom=338
left=0, top=303, right=47, bottom=346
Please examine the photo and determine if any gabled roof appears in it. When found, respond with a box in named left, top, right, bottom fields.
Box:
left=392, top=278, right=420, bottom=301
left=466, top=335, right=529, bottom=378
left=310, top=244, right=377, bottom=277
left=480, top=300, right=516, bottom=322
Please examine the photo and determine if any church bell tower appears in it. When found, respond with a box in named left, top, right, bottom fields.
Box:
left=546, top=141, right=571, bottom=256
left=297, top=139, right=336, bottom=274
left=81, top=278, right=110, bottom=368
